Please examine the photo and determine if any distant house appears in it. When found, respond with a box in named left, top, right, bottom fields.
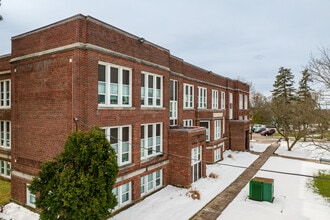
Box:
left=0, top=14, right=249, bottom=211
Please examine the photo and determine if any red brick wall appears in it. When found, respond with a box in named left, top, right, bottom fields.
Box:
left=168, top=127, right=206, bottom=187
left=11, top=51, right=75, bottom=175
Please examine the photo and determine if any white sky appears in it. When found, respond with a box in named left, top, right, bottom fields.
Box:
left=1, top=0, right=330, bottom=95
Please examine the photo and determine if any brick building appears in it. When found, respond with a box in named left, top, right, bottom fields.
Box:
left=0, top=14, right=249, bottom=211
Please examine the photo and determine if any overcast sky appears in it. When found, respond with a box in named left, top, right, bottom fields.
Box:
left=1, top=0, right=329, bottom=95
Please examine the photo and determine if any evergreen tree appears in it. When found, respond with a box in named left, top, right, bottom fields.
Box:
left=29, top=127, right=118, bottom=220
left=271, top=67, right=296, bottom=150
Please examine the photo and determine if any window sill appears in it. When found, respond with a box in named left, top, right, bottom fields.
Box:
left=98, top=106, right=136, bottom=110
left=118, top=162, right=135, bottom=170
left=140, top=154, right=164, bottom=163
left=141, top=107, right=165, bottom=110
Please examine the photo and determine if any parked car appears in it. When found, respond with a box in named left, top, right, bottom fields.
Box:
left=252, top=124, right=266, bottom=133
left=260, top=128, right=276, bottom=136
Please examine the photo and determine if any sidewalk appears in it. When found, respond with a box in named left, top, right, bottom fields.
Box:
left=191, top=141, right=280, bottom=220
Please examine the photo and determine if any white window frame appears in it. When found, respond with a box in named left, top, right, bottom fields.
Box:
left=26, top=184, right=36, bottom=208
left=141, top=72, right=163, bottom=108
left=220, top=92, right=226, bottom=110
left=112, top=182, right=132, bottom=209
left=183, top=119, right=193, bottom=127
left=140, top=169, right=163, bottom=196
left=229, top=93, right=233, bottom=119
left=191, top=146, right=202, bottom=182
left=214, top=148, right=221, bottom=162
left=198, top=87, right=207, bottom=109
left=214, top=120, right=221, bottom=140
left=0, top=160, right=11, bottom=178
left=212, top=90, right=218, bottom=109
left=239, top=94, right=243, bottom=110
left=141, top=123, right=163, bottom=159
left=200, top=121, right=210, bottom=141
left=98, top=62, right=132, bottom=107
left=170, top=80, right=178, bottom=126
left=0, top=80, right=10, bottom=108
left=244, top=94, right=248, bottom=110
left=222, top=118, right=225, bottom=135
left=183, top=83, right=194, bottom=109
left=104, top=125, right=132, bottom=166
left=0, top=120, right=10, bottom=148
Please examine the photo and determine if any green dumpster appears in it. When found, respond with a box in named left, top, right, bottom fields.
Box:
left=249, top=177, right=274, bottom=202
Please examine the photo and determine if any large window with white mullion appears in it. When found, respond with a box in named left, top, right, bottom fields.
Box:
left=170, top=80, right=178, bottom=126
left=214, top=119, right=221, bottom=140
left=212, top=90, right=218, bottom=109
left=140, top=169, right=163, bottom=196
left=0, top=121, right=10, bottom=148
left=214, top=148, right=221, bottom=162
left=104, top=125, right=132, bottom=166
left=141, top=72, right=163, bottom=107
left=198, top=87, right=207, bottom=109
left=191, top=146, right=202, bottom=182
left=220, top=91, right=226, bottom=110
left=183, top=83, right=194, bottom=109
left=98, top=62, right=132, bottom=107
left=200, top=121, right=210, bottom=141
left=140, top=123, right=162, bottom=159
left=112, top=182, right=132, bottom=209
left=244, top=94, right=248, bottom=110
left=0, top=80, right=10, bottom=108
left=0, top=160, right=11, bottom=178
left=239, top=94, right=243, bottom=110
left=229, top=93, right=233, bottom=119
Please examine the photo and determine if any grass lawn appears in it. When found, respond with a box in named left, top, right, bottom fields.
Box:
left=312, top=171, right=330, bottom=202
left=0, top=179, right=11, bottom=206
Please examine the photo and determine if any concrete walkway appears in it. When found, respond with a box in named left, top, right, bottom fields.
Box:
left=191, top=142, right=280, bottom=220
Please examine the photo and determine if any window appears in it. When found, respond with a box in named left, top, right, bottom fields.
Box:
left=229, top=93, right=233, bottom=119
left=141, top=169, right=163, bottom=196
left=244, top=95, right=248, bottom=110
left=0, top=160, right=11, bottom=178
left=183, top=84, right=194, bottom=109
left=141, top=123, right=162, bottom=159
left=200, top=121, right=210, bottom=141
left=26, top=184, right=36, bottom=208
left=141, top=72, right=162, bottom=107
left=191, top=146, right=202, bottom=182
left=0, top=121, right=10, bottom=148
left=212, top=90, right=218, bottom=109
left=198, top=87, right=207, bottom=109
left=98, top=63, right=132, bottom=107
left=183, top=119, right=193, bottom=127
left=214, top=120, right=221, bottom=140
left=112, top=182, right=131, bottom=209
left=170, top=80, right=178, bottom=126
left=214, top=148, right=221, bottom=162
left=104, top=126, right=131, bottom=166
left=220, top=92, right=225, bottom=109
left=0, top=80, right=10, bottom=108
left=239, top=94, right=243, bottom=110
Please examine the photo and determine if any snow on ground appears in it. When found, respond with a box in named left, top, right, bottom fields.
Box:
left=0, top=203, right=39, bottom=220
left=1, top=141, right=329, bottom=220
left=276, top=141, right=330, bottom=160
left=218, top=157, right=330, bottom=220
left=109, top=151, right=258, bottom=220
